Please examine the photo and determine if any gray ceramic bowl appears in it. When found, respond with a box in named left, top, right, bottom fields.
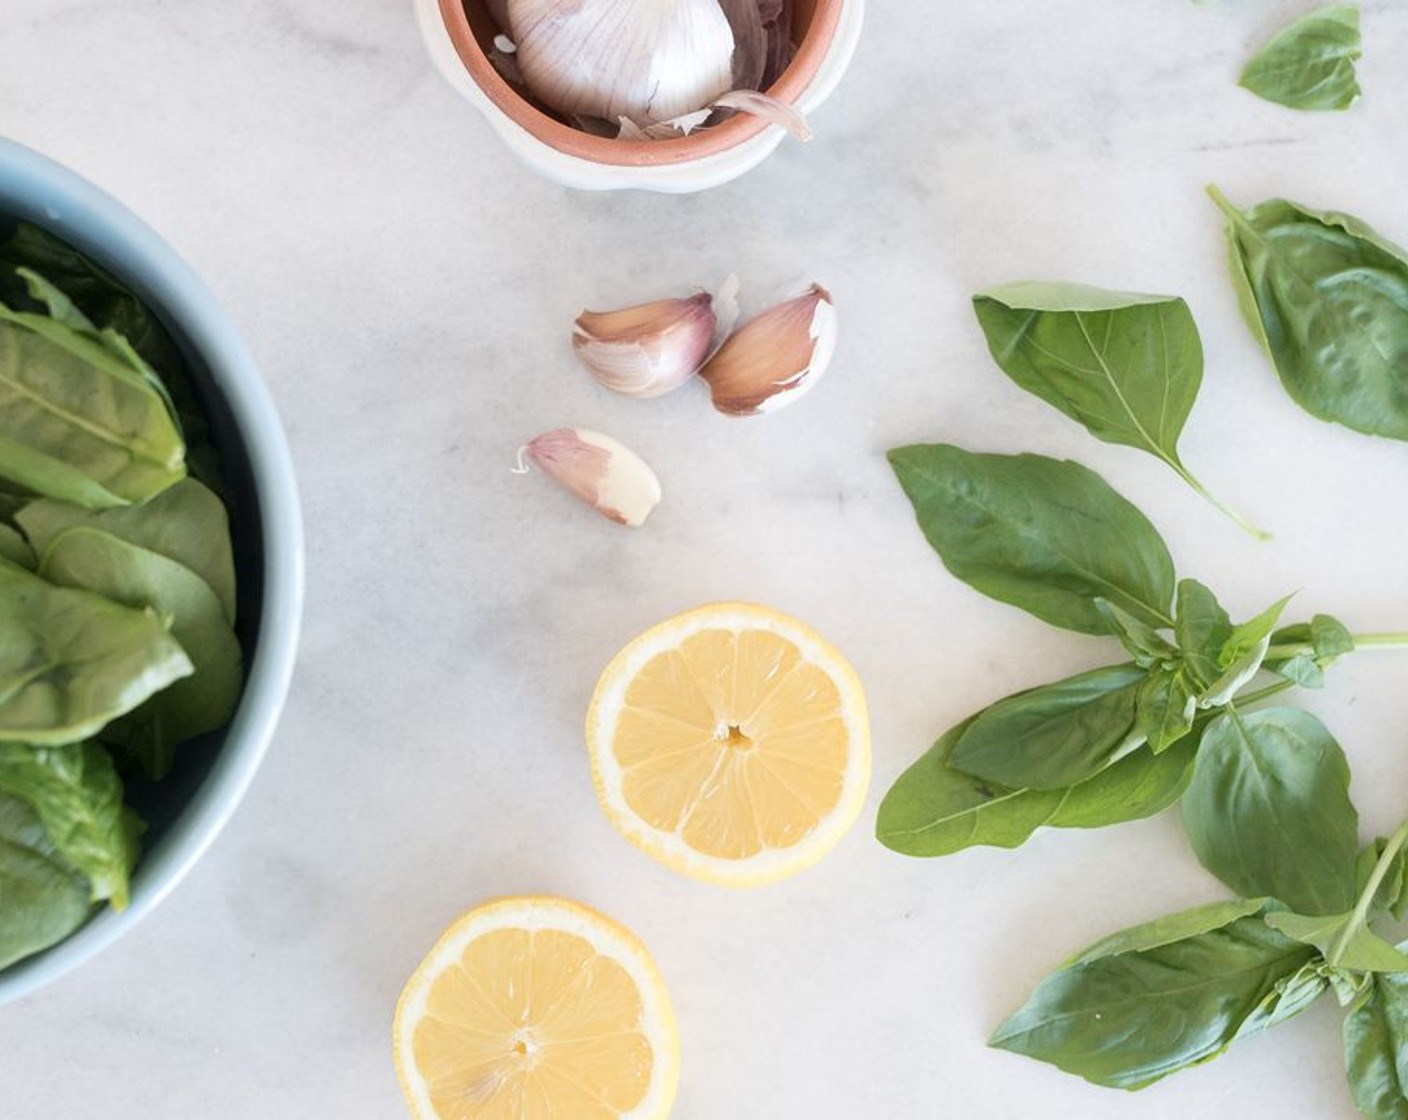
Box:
left=0, top=137, right=303, bottom=1004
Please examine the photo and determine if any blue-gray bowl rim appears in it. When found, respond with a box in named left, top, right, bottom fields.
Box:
left=0, top=136, right=304, bottom=1005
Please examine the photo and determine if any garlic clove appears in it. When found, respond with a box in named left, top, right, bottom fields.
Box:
left=521, top=428, right=662, bottom=527
left=573, top=292, right=716, bottom=399
left=508, top=0, right=735, bottom=125
left=699, top=284, right=836, bottom=416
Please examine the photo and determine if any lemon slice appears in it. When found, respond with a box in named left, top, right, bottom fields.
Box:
left=586, top=602, right=871, bottom=886
left=393, top=896, right=679, bottom=1120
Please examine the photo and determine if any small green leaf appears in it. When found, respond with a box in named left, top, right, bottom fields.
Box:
left=0, top=791, right=91, bottom=971
left=1211, top=188, right=1408, bottom=441
left=1235, top=958, right=1332, bottom=1040
left=0, top=523, right=32, bottom=569
left=1274, top=652, right=1324, bottom=688
left=1239, top=4, right=1362, bottom=113
left=1138, top=669, right=1197, bottom=753
left=889, top=444, right=1176, bottom=635
left=1344, top=976, right=1408, bottom=1120
left=1182, top=708, right=1358, bottom=914
left=992, top=906, right=1315, bottom=1089
left=1174, top=579, right=1233, bottom=689
left=0, top=742, right=135, bottom=908
left=1198, top=594, right=1293, bottom=707
left=949, top=664, right=1147, bottom=790
left=1094, top=599, right=1177, bottom=668
left=1266, top=911, right=1408, bottom=973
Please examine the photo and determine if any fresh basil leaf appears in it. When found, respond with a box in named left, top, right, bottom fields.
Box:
left=1239, top=4, right=1362, bottom=112
left=1047, top=732, right=1200, bottom=829
left=0, top=742, right=134, bottom=908
left=0, top=790, right=91, bottom=970
left=1137, top=669, right=1197, bottom=752
left=1266, top=910, right=1408, bottom=974
left=1197, top=594, right=1293, bottom=707
left=878, top=714, right=1196, bottom=857
left=0, top=285, right=186, bottom=508
left=18, top=478, right=237, bottom=623
left=1183, top=708, right=1358, bottom=913
left=1093, top=599, right=1177, bottom=669
left=1234, top=957, right=1330, bottom=1040
left=1359, top=838, right=1408, bottom=922
left=889, top=445, right=1175, bottom=635
left=0, top=559, right=192, bottom=745
left=1274, top=652, right=1325, bottom=688
left=1211, top=188, right=1408, bottom=441
left=1344, top=976, right=1408, bottom=1120
left=949, top=664, right=1146, bottom=789
left=1311, top=614, right=1357, bottom=660
left=877, top=717, right=1066, bottom=856
left=1268, top=614, right=1356, bottom=686
left=1175, top=579, right=1233, bottom=690
left=1066, top=898, right=1269, bottom=964
left=40, top=527, right=242, bottom=778
left=992, top=907, right=1316, bottom=1089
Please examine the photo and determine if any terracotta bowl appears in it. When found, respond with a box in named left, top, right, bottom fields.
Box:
left=416, top=0, right=866, bottom=192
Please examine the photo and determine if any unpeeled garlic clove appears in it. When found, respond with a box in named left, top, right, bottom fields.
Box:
left=699, top=284, right=836, bottom=416
left=507, top=0, right=735, bottom=124
left=573, top=293, right=716, bottom=398
left=520, top=428, right=662, bottom=527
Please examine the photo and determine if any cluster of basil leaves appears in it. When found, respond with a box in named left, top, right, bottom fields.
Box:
left=876, top=184, right=1408, bottom=1111
left=0, top=223, right=242, bottom=972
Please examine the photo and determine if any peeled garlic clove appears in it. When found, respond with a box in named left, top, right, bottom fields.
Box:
left=507, top=0, right=735, bottom=124
left=522, top=428, right=662, bottom=527
left=573, top=293, right=716, bottom=398
left=699, top=284, right=836, bottom=416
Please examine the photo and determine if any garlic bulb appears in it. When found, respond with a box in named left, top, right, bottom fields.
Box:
left=507, top=0, right=736, bottom=124
left=520, top=428, right=663, bottom=527
left=573, top=293, right=717, bottom=398
left=699, top=284, right=836, bottom=416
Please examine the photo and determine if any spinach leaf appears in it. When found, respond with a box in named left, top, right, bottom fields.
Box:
left=1239, top=4, right=1362, bottom=112
left=1182, top=708, right=1358, bottom=914
left=972, top=283, right=1261, bottom=535
left=40, top=528, right=242, bottom=778
left=1344, top=976, right=1408, bottom=1120
left=0, top=790, right=91, bottom=971
left=0, top=523, right=32, bottom=568
left=0, top=280, right=186, bottom=508
left=18, top=477, right=236, bottom=623
left=0, top=742, right=134, bottom=907
left=0, top=558, right=192, bottom=745
left=889, top=445, right=1175, bottom=635
left=877, top=714, right=1197, bottom=856
left=948, top=664, right=1146, bottom=789
left=991, top=906, right=1316, bottom=1089
left=1211, top=187, right=1408, bottom=441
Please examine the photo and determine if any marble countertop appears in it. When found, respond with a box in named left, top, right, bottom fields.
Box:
left=4, top=2, right=1408, bottom=1117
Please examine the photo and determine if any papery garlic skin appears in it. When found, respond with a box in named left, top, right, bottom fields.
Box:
left=507, top=0, right=735, bottom=124
left=573, top=293, right=716, bottom=399
left=524, top=428, right=662, bottom=527
left=699, top=285, right=836, bottom=416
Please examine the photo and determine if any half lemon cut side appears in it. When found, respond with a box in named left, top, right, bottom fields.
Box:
left=393, top=896, right=679, bottom=1120
left=587, top=603, right=871, bottom=886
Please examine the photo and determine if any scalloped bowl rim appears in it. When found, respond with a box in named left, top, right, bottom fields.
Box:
left=0, top=136, right=304, bottom=1006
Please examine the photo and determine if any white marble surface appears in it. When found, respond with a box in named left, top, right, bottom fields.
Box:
left=3, top=2, right=1408, bottom=1117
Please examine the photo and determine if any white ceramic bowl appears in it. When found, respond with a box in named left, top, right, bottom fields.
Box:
left=416, top=0, right=866, bottom=192
left=0, top=137, right=304, bottom=1004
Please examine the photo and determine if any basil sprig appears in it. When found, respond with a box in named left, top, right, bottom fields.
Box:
left=878, top=444, right=1401, bottom=858
left=993, top=710, right=1408, bottom=1118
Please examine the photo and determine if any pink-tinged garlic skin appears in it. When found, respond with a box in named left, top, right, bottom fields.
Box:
left=699, top=284, right=836, bottom=417
left=572, top=292, right=717, bottom=398
left=524, top=428, right=663, bottom=527
left=507, top=0, right=735, bottom=124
